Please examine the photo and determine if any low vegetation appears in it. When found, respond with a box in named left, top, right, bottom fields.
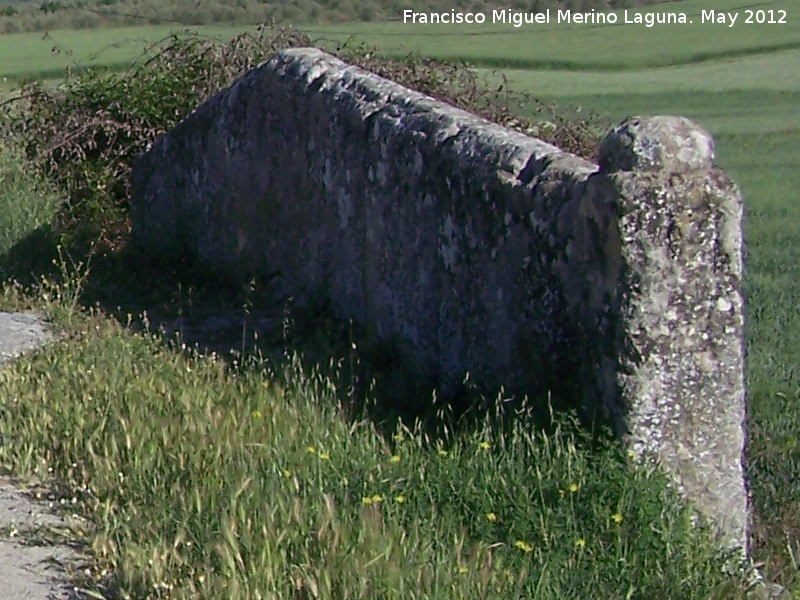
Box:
left=0, top=144, right=61, bottom=262
left=0, top=0, right=798, bottom=596
left=0, top=276, right=749, bottom=597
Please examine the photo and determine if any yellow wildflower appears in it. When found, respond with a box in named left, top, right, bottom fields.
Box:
left=306, top=446, right=316, bottom=455
left=514, top=540, right=533, bottom=553
left=457, top=566, right=469, bottom=575
left=389, top=454, right=401, bottom=464
left=361, top=496, right=373, bottom=506
left=574, top=538, right=586, bottom=549
left=438, top=448, right=449, bottom=457
left=282, top=469, right=292, bottom=478
left=371, top=494, right=384, bottom=503
left=394, top=495, right=406, bottom=504
left=568, top=482, right=580, bottom=493
left=485, top=512, right=498, bottom=523
left=319, top=452, right=330, bottom=461
left=251, top=410, right=262, bottom=419
left=393, top=433, right=404, bottom=443
left=479, top=441, right=491, bottom=451
left=611, top=513, right=623, bottom=524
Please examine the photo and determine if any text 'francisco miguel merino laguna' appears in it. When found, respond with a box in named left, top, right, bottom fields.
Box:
left=403, top=9, right=690, bottom=27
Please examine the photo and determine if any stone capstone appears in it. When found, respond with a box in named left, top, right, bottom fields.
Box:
left=599, top=115, right=716, bottom=173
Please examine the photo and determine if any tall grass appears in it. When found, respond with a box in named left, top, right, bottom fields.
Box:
left=0, top=310, right=748, bottom=598
left=0, top=143, right=63, bottom=283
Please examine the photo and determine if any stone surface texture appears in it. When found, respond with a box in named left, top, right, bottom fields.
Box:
left=0, top=311, right=52, bottom=363
left=131, top=48, right=748, bottom=550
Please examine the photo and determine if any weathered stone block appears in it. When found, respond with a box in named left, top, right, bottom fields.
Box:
left=600, top=119, right=747, bottom=550
left=130, top=48, right=748, bottom=551
left=599, top=115, right=716, bottom=173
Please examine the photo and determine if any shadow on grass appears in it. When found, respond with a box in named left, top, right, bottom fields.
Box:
left=0, top=226, right=613, bottom=452
left=0, top=224, right=60, bottom=284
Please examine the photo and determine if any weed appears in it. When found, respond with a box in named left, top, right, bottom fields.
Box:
left=0, top=311, right=749, bottom=598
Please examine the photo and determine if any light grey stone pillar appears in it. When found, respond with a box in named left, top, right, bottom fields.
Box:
left=600, top=116, right=748, bottom=551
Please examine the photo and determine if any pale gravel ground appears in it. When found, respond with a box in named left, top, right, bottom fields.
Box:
left=0, top=311, right=86, bottom=600
left=0, top=481, right=83, bottom=600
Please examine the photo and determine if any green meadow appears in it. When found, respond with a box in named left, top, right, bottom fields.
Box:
left=1, top=0, right=799, bottom=596
left=301, top=0, right=800, bottom=69
left=0, top=24, right=246, bottom=82
left=2, top=0, right=799, bottom=81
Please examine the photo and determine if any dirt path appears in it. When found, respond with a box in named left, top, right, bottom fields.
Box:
left=0, top=311, right=85, bottom=599
left=0, top=481, right=83, bottom=599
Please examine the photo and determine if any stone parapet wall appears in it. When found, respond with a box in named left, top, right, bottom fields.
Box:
left=131, top=48, right=748, bottom=550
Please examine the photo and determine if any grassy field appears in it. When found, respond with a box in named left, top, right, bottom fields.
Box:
left=0, top=0, right=680, bottom=35
left=1, top=0, right=799, bottom=596
left=2, top=0, right=799, bottom=81
left=302, top=0, right=800, bottom=69
left=0, top=25, right=247, bottom=82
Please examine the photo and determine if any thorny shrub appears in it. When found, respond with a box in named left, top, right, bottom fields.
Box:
left=344, top=42, right=606, bottom=157
left=0, top=25, right=607, bottom=249
left=0, top=26, right=312, bottom=247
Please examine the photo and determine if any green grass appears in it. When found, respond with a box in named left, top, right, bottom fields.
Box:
left=0, top=0, right=694, bottom=36
left=0, top=25, right=246, bottom=82
left=477, top=51, right=800, bottom=100
left=0, top=145, right=55, bottom=255
left=0, top=144, right=62, bottom=271
left=1, top=0, right=799, bottom=595
left=303, top=0, right=800, bottom=70
left=0, top=313, right=748, bottom=598
left=1, top=0, right=799, bottom=81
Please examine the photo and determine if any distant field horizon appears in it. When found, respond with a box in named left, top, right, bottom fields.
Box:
left=1, top=0, right=798, bottom=84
